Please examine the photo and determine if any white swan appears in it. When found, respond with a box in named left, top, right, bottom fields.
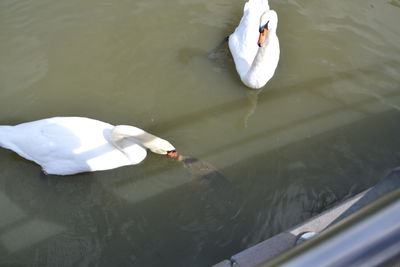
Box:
left=229, top=0, right=280, bottom=89
left=0, top=117, right=177, bottom=175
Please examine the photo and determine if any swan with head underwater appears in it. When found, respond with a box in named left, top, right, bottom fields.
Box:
left=0, top=117, right=183, bottom=175
left=228, top=0, right=280, bottom=89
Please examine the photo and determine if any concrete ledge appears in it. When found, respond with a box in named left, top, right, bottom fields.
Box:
left=213, top=168, right=400, bottom=267
left=212, top=260, right=232, bottom=267
left=231, top=232, right=296, bottom=267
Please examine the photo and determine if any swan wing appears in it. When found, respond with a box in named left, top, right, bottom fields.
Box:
left=37, top=117, right=144, bottom=174
left=229, top=0, right=270, bottom=77
left=1, top=119, right=68, bottom=163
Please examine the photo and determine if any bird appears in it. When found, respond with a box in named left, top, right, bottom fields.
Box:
left=228, top=0, right=280, bottom=89
left=0, top=117, right=178, bottom=175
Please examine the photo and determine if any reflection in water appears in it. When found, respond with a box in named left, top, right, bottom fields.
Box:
left=240, top=90, right=262, bottom=129
left=0, top=0, right=400, bottom=266
left=180, top=155, right=231, bottom=189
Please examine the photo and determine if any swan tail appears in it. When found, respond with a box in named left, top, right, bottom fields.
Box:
left=0, top=126, right=10, bottom=148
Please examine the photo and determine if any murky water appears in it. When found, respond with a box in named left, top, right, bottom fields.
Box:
left=1, top=0, right=400, bottom=266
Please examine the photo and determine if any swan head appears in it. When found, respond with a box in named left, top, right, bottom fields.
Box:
left=144, top=137, right=176, bottom=156
left=110, top=125, right=177, bottom=157
left=258, top=10, right=278, bottom=47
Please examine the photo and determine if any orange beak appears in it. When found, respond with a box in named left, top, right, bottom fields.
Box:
left=167, top=150, right=184, bottom=162
left=167, top=150, right=179, bottom=158
left=257, top=28, right=268, bottom=47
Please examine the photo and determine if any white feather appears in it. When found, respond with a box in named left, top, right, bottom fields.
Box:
left=0, top=117, right=175, bottom=175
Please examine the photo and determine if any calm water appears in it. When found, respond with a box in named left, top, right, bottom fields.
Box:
left=1, top=0, right=400, bottom=266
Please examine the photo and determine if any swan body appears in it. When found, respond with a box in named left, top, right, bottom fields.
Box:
left=229, top=0, right=280, bottom=89
left=0, top=117, right=176, bottom=175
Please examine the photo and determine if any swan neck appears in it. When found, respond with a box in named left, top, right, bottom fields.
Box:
left=251, top=31, right=276, bottom=69
left=252, top=44, right=268, bottom=67
left=110, top=125, right=175, bottom=155
left=110, top=125, right=149, bottom=149
left=242, top=31, right=277, bottom=88
left=242, top=45, right=269, bottom=88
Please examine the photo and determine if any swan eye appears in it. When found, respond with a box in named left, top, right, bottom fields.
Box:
left=265, top=21, right=270, bottom=30
left=259, top=21, right=270, bottom=33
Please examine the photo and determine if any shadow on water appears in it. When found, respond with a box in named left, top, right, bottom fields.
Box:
left=134, top=59, right=400, bottom=183
left=0, top=154, right=239, bottom=267
left=152, top=59, right=400, bottom=134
